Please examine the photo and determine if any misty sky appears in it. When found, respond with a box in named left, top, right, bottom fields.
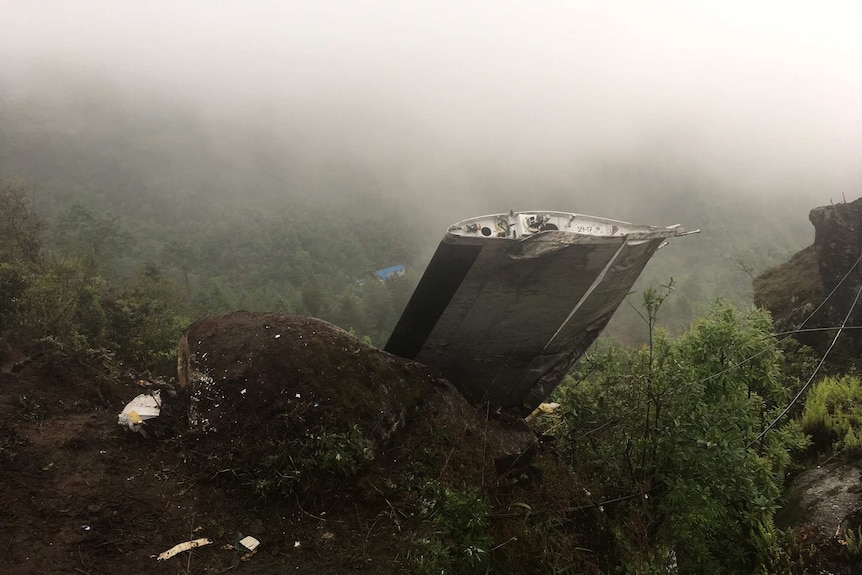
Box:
left=3, top=1, right=862, bottom=212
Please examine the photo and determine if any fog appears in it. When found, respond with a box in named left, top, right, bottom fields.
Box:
left=3, top=0, right=862, bottom=225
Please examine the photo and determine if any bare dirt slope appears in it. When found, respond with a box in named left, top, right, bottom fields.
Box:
left=1, top=348, right=376, bottom=574
left=0, top=314, right=586, bottom=574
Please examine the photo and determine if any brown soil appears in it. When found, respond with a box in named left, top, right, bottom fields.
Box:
left=753, top=244, right=822, bottom=321
left=0, top=315, right=595, bottom=574
left=0, top=347, right=352, bottom=575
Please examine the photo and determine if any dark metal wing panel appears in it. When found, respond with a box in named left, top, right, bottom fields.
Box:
left=383, top=240, right=483, bottom=360
left=418, top=236, right=627, bottom=408
left=514, top=238, right=667, bottom=412
left=384, top=211, right=692, bottom=417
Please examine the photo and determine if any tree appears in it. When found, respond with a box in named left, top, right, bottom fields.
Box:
left=0, top=179, right=43, bottom=264
left=101, top=263, right=188, bottom=376
left=0, top=180, right=44, bottom=344
left=53, top=203, right=131, bottom=275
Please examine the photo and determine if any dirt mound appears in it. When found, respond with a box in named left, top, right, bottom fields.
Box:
left=178, top=312, right=537, bottom=501
left=1, top=314, right=589, bottom=574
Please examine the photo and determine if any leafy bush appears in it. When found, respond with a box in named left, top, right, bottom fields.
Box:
left=549, top=300, right=809, bottom=573
left=17, top=257, right=108, bottom=348
left=844, top=526, right=862, bottom=556
left=0, top=263, right=29, bottom=343
left=0, top=179, right=43, bottom=265
left=101, top=264, right=188, bottom=375
left=407, top=481, right=493, bottom=575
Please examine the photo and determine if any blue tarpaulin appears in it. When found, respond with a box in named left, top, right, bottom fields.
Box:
left=375, top=264, right=405, bottom=281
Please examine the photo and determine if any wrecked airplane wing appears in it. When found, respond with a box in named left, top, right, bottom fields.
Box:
left=384, top=211, right=694, bottom=417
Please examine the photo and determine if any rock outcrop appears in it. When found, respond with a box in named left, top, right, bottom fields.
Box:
left=779, top=463, right=862, bottom=541
left=754, top=197, right=862, bottom=365
left=778, top=463, right=862, bottom=574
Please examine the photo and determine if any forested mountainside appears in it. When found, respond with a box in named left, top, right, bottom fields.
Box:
left=0, top=69, right=820, bottom=347
left=1, top=77, right=422, bottom=346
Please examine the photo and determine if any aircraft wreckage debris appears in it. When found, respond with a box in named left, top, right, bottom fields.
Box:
left=385, top=210, right=697, bottom=416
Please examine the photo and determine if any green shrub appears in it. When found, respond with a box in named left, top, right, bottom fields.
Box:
left=246, top=424, right=371, bottom=499
left=801, top=375, right=862, bottom=453
left=844, top=526, right=862, bottom=555
left=549, top=301, right=810, bottom=573
left=101, top=264, right=188, bottom=376
left=17, top=257, right=108, bottom=349
left=407, top=481, right=493, bottom=575
left=0, top=263, right=28, bottom=342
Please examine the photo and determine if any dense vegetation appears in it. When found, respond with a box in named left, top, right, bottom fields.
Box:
left=802, top=375, right=862, bottom=454
left=541, top=299, right=815, bottom=573
left=2, top=71, right=860, bottom=573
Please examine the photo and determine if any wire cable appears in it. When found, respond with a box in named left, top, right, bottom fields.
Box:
left=561, top=251, right=862, bottom=512
left=768, top=325, right=862, bottom=338
left=572, top=251, right=862, bottom=442
left=749, top=275, right=862, bottom=447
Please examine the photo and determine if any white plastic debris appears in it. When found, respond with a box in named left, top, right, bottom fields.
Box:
left=238, top=536, right=260, bottom=552
left=525, top=401, right=561, bottom=421
left=156, top=537, right=212, bottom=561
left=538, top=402, right=561, bottom=414
left=118, top=391, right=161, bottom=433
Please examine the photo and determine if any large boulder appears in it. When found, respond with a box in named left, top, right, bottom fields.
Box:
left=177, top=312, right=537, bottom=499
left=810, top=200, right=862, bottom=344
left=778, top=462, right=862, bottom=574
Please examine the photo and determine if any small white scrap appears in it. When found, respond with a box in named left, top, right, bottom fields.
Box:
left=524, top=401, right=561, bottom=421
left=156, top=537, right=212, bottom=561
left=118, top=391, right=161, bottom=433
left=238, top=536, right=260, bottom=552
left=294, top=540, right=301, bottom=548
